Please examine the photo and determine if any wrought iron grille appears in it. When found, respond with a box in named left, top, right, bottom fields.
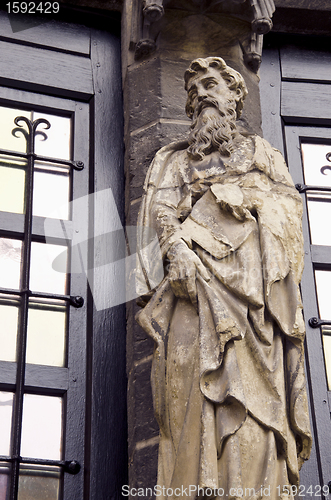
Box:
left=0, top=115, right=83, bottom=500
left=296, top=150, right=331, bottom=331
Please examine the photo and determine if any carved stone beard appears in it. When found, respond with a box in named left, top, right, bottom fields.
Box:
left=187, top=98, right=237, bottom=161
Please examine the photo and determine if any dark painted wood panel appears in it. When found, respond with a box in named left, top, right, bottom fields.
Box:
left=0, top=40, right=93, bottom=99
left=0, top=211, right=24, bottom=235
left=0, top=85, right=77, bottom=113
left=25, top=364, right=68, bottom=391
left=281, top=45, right=331, bottom=83
left=62, top=97, right=90, bottom=500
left=281, top=81, right=331, bottom=121
left=311, top=245, right=331, bottom=265
left=0, top=361, right=16, bottom=387
left=0, top=211, right=73, bottom=240
left=0, top=14, right=90, bottom=55
left=89, top=28, right=127, bottom=500
left=260, top=47, right=284, bottom=154
left=33, top=217, right=73, bottom=241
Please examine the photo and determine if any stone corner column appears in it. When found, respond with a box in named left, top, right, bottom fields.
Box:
left=121, top=1, right=267, bottom=495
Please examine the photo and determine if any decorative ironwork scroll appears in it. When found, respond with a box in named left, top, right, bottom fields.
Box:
left=321, top=152, right=331, bottom=175
left=296, top=152, right=331, bottom=193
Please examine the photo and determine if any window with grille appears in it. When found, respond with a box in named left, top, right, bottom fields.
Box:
left=260, top=33, right=331, bottom=491
left=0, top=90, right=89, bottom=500
left=0, top=7, right=126, bottom=500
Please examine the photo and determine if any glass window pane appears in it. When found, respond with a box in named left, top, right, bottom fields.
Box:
left=0, top=392, right=13, bottom=456
left=315, top=270, right=331, bottom=320
left=0, top=462, right=11, bottom=500
left=301, top=144, right=331, bottom=246
left=301, top=143, right=331, bottom=187
left=27, top=302, right=66, bottom=367
left=0, top=107, right=31, bottom=154
left=0, top=238, right=22, bottom=290
left=30, top=242, right=67, bottom=295
left=34, top=112, right=71, bottom=161
left=307, top=197, right=331, bottom=246
left=0, top=297, right=20, bottom=362
left=0, top=156, right=26, bottom=214
left=21, top=394, right=62, bottom=460
left=33, top=162, right=70, bottom=220
left=18, top=465, right=60, bottom=500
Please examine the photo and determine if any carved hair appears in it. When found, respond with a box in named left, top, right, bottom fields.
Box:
left=184, top=57, right=248, bottom=119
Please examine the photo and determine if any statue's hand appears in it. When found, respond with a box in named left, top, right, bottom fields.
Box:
left=167, top=240, right=210, bottom=307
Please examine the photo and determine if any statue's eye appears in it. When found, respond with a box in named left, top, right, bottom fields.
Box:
left=205, top=81, right=216, bottom=90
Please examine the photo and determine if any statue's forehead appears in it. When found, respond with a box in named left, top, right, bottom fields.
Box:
left=187, top=67, right=223, bottom=88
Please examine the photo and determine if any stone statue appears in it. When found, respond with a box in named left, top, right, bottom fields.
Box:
left=136, top=57, right=312, bottom=499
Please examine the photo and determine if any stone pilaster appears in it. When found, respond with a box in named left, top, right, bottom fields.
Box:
left=122, top=2, right=265, bottom=496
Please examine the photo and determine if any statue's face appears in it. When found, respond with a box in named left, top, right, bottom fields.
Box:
left=186, top=67, right=234, bottom=119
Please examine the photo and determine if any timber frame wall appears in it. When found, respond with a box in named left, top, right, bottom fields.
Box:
left=1, top=1, right=331, bottom=498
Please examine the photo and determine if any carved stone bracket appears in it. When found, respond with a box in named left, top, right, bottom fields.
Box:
left=134, top=0, right=164, bottom=59
left=250, top=0, right=275, bottom=35
left=132, top=0, right=275, bottom=72
left=241, top=31, right=264, bottom=72
left=241, top=0, right=275, bottom=71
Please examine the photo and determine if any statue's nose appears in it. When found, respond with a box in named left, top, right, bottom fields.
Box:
left=198, top=94, right=207, bottom=102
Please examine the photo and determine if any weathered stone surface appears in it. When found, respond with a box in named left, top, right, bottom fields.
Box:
left=129, top=443, right=158, bottom=499
left=126, top=299, right=155, bottom=369
left=126, top=120, right=190, bottom=201
left=159, top=59, right=191, bottom=121
left=125, top=197, right=141, bottom=230
left=127, top=359, right=159, bottom=458
left=133, top=335, right=154, bottom=361
left=152, top=11, right=251, bottom=54
left=125, top=124, right=161, bottom=202
left=237, top=63, right=262, bottom=135
left=125, top=58, right=162, bottom=132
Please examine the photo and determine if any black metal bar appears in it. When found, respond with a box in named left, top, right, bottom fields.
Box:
left=9, top=117, right=41, bottom=500
left=0, top=456, right=80, bottom=475
left=29, top=290, right=84, bottom=308
left=21, top=457, right=80, bottom=475
left=296, top=183, right=331, bottom=193
left=0, top=288, right=83, bottom=307
left=309, top=317, right=331, bottom=328
left=0, top=288, right=23, bottom=296
left=0, top=147, right=84, bottom=170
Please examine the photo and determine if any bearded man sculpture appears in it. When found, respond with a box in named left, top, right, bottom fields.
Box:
left=136, top=57, right=312, bottom=500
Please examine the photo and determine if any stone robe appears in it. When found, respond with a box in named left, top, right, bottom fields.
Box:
left=136, top=134, right=312, bottom=500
